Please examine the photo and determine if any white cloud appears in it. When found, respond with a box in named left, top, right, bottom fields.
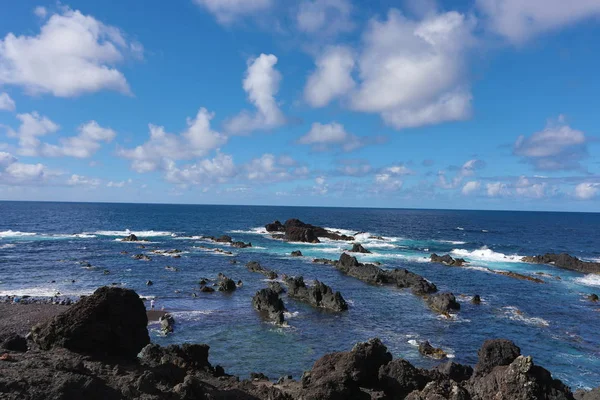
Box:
left=41, top=121, right=116, bottom=158
left=514, top=116, right=587, bottom=170
left=304, top=46, right=355, bottom=107
left=67, top=174, right=100, bottom=187
left=486, top=182, right=507, bottom=197
left=313, top=175, right=328, bottom=194
left=225, top=54, right=285, bottom=135
left=119, top=107, right=227, bottom=172
left=297, top=0, right=354, bottom=37
left=164, top=152, right=236, bottom=185
left=0, top=7, right=142, bottom=97
left=382, top=165, right=415, bottom=176
left=107, top=179, right=132, bottom=188
left=298, top=122, right=366, bottom=152
left=0, top=152, right=49, bottom=185
left=7, top=112, right=60, bottom=156
left=33, top=6, right=47, bottom=18
left=245, top=154, right=308, bottom=182
left=0, top=92, right=16, bottom=111
left=438, top=159, right=485, bottom=189
left=515, top=176, right=546, bottom=198
left=336, top=160, right=372, bottom=176
left=477, top=0, right=600, bottom=43
left=574, top=182, right=599, bottom=200
left=192, top=0, right=272, bottom=24
left=374, top=173, right=403, bottom=191
left=462, top=180, right=481, bottom=195
left=350, top=10, right=475, bottom=129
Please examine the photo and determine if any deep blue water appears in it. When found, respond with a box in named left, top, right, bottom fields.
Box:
left=0, top=201, right=599, bottom=389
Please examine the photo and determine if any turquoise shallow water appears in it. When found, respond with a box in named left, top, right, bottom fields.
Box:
left=0, top=201, right=599, bottom=389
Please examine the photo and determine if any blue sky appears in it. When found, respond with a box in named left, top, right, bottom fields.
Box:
left=0, top=0, right=599, bottom=211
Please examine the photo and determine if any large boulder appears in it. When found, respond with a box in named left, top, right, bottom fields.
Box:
left=388, top=269, right=438, bottom=295
left=430, top=253, right=466, bottom=267
left=473, top=339, right=521, bottom=376
left=430, top=362, right=473, bottom=383
left=31, top=286, right=150, bottom=359
left=284, top=276, right=348, bottom=312
left=265, top=220, right=285, bottom=232
left=285, top=226, right=320, bottom=243
left=246, top=261, right=278, bottom=279
left=521, top=253, right=600, bottom=274
left=350, top=243, right=371, bottom=254
left=425, top=293, right=460, bottom=315
left=122, top=234, right=139, bottom=242
left=378, top=359, right=429, bottom=398
left=252, top=289, right=285, bottom=325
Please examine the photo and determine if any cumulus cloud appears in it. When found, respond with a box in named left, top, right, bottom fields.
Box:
left=41, top=121, right=116, bottom=158
left=513, top=116, right=587, bottom=171
left=462, top=180, right=481, bottom=195
left=313, top=175, right=328, bottom=194
left=304, top=46, right=355, bottom=107
left=192, top=0, right=272, bottom=24
left=336, top=159, right=372, bottom=177
left=107, top=179, right=132, bottom=188
left=119, top=107, right=227, bottom=172
left=0, top=7, right=142, bottom=97
left=245, top=154, right=309, bottom=182
left=574, top=182, right=599, bottom=200
left=225, top=54, right=285, bottom=135
left=33, top=6, right=47, bottom=18
left=67, top=174, right=101, bottom=187
left=477, top=0, right=600, bottom=43
left=164, top=152, right=236, bottom=185
left=438, top=159, right=485, bottom=189
left=486, top=182, right=508, bottom=197
left=297, top=122, right=374, bottom=152
left=6, top=112, right=60, bottom=156
left=515, top=176, right=546, bottom=198
left=373, top=173, right=403, bottom=192
left=0, top=151, right=49, bottom=185
left=0, top=92, right=16, bottom=111
left=297, top=0, right=354, bottom=37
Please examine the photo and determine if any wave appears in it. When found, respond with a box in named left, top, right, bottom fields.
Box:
left=456, top=227, right=464, bottom=231
left=0, top=230, right=97, bottom=240
left=0, top=286, right=91, bottom=298
left=228, top=227, right=269, bottom=235
left=502, top=306, right=549, bottom=327
left=436, top=240, right=467, bottom=245
left=94, top=229, right=174, bottom=237
left=451, top=246, right=523, bottom=263
left=170, top=310, right=215, bottom=322
left=284, top=311, right=300, bottom=319
left=0, top=244, right=16, bottom=249
left=574, top=274, right=600, bottom=288
left=0, top=230, right=37, bottom=238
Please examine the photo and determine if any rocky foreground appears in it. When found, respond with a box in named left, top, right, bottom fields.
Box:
left=0, top=286, right=598, bottom=399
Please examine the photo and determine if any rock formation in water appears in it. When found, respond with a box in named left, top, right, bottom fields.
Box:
left=252, top=288, right=286, bottom=325
left=246, top=261, right=278, bottom=279
left=522, top=253, right=600, bottom=274
left=283, top=276, right=348, bottom=312
left=430, top=253, right=467, bottom=266
left=265, top=218, right=354, bottom=243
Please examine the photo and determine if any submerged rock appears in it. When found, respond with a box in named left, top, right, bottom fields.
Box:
left=588, top=293, right=599, bottom=302
left=291, top=250, right=303, bottom=257
left=472, top=294, right=481, bottom=304
left=30, top=286, right=149, bottom=360
left=122, top=234, right=139, bottom=242
left=252, top=288, right=285, bottom=325
left=217, top=275, right=237, bottom=292
left=284, top=276, right=348, bottom=312
left=133, top=254, right=151, bottom=261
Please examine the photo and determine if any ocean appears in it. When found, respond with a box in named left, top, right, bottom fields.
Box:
left=0, top=201, right=599, bottom=389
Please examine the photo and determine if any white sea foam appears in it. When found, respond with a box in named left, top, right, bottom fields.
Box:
left=502, top=306, right=549, bottom=327
left=0, top=230, right=37, bottom=237
left=436, top=240, right=467, bottom=245
left=574, top=274, right=600, bottom=287
left=94, top=229, right=174, bottom=237
left=0, top=286, right=92, bottom=297
left=284, top=311, right=300, bottom=319
left=228, top=227, right=269, bottom=235
left=456, top=227, right=464, bottom=231
left=451, top=246, right=523, bottom=263
left=170, top=310, right=215, bottom=322
left=0, top=244, right=16, bottom=249
left=407, top=339, right=419, bottom=347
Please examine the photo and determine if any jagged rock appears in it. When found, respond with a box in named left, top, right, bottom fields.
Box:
left=215, top=235, right=232, bottom=243
left=313, top=258, right=337, bottom=265
left=285, top=226, right=320, bottom=243
left=252, top=289, right=285, bottom=325
left=472, top=294, right=481, bottom=304
left=246, top=261, right=278, bottom=279
left=378, top=359, right=429, bottom=398
left=406, top=379, right=471, bottom=400
left=30, top=287, right=149, bottom=359
left=146, top=280, right=153, bottom=286
left=430, top=253, right=466, bottom=267
left=200, top=286, right=215, bottom=293
left=425, top=293, right=460, bottom=315
left=350, top=243, right=371, bottom=254
left=336, top=253, right=388, bottom=284
left=494, top=269, right=546, bottom=283
left=418, top=341, right=447, bottom=360
left=268, top=281, right=286, bottom=294
left=291, top=250, right=303, bottom=257
left=132, top=254, right=151, bottom=261
left=160, top=313, right=175, bottom=335
left=122, top=234, right=139, bottom=242
left=139, top=343, right=211, bottom=370
left=430, top=361, right=473, bottom=383
left=232, top=241, right=252, bottom=248
left=251, top=372, right=270, bottom=381
left=265, top=220, right=285, bottom=232
left=268, top=218, right=354, bottom=242
left=588, top=293, right=599, bottom=302
left=388, top=269, right=437, bottom=295
left=1, top=334, right=27, bottom=352
left=284, top=276, right=348, bottom=312
left=522, top=253, right=600, bottom=274
left=473, top=339, right=521, bottom=376
left=218, top=276, right=237, bottom=292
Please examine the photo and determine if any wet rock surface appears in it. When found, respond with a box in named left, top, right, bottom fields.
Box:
left=265, top=218, right=354, bottom=243
left=252, top=288, right=286, bottom=325
left=283, top=276, right=348, bottom=312
left=522, top=253, right=600, bottom=274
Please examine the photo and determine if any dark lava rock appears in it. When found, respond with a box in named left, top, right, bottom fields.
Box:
left=160, top=313, right=175, bottom=335
left=350, top=243, right=371, bottom=254
left=473, top=339, right=521, bottom=376
left=232, top=241, right=252, bottom=248
left=388, top=268, right=437, bottom=295
left=407, top=379, right=471, bottom=400
left=265, top=220, right=285, bottom=232
left=252, top=288, right=285, bottom=325
left=284, top=276, right=348, bottom=312
left=588, top=293, right=599, bottom=302
left=301, top=338, right=392, bottom=398
left=200, top=286, right=215, bottom=293
left=268, top=281, right=286, bottom=294
left=425, top=292, right=460, bottom=315
left=251, top=372, right=270, bottom=381
left=472, top=294, right=481, bottom=304
left=522, top=253, right=600, bottom=274
left=495, top=269, right=546, bottom=283
left=336, top=253, right=388, bottom=284
left=378, top=359, right=429, bottom=398
left=215, top=235, right=232, bottom=243
left=291, top=250, right=303, bottom=257
left=218, top=276, right=237, bottom=292
left=418, top=341, right=447, bottom=360
left=285, top=226, right=320, bottom=243
left=133, top=254, right=151, bottom=261
left=31, top=286, right=149, bottom=360
left=246, top=261, right=278, bottom=279
left=430, top=361, right=473, bottom=382
left=575, top=387, right=600, bottom=400
left=268, top=218, right=354, bottom=242
left=139, top=342, right=211, bottom=370
left=313, top=258, right=337, bottom=265
left=430, top=253, right=466, bottom=266
left=1, top=334, right=27, bottom=352
left=122, top=234, right=139, bottom=242
left=146, top=280, right=153, bottom=286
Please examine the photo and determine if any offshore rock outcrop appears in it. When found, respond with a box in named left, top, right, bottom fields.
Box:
left=246, top=261, right=278, bottom=279
left=265, top=218, right=354, bottom=243
left=430, top=253, right=467, bottom=266
left=350, top=243, right=371, bottom=253
left=202, top=235, right=252, bottom=248
left=522, top=253, right=600, bottom=274
left=252, top=288, right=286, bottom=325
left=283, top=276, right=348, bottom=312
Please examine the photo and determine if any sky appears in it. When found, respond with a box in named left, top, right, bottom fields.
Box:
left=0, top=0, right=599, bottom=211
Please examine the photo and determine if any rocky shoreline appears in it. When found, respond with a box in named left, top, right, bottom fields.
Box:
left=0, top=286, right=598, bottom=399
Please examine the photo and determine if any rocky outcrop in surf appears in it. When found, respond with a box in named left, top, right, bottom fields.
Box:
left=522, top=253, right=600, bottom=274
left=283, top=276, right=348, bottom=312
left=425, top=292, right=461, bottom=315
left=252, top=288, right=286, bottom=325
left=202, top=235, right=252, bottom=248
left=246, top=261, right=278, bottom=279
left=265, top=218, right=354, bottom=243
left=122, top=233, right=140, bottom=242
left=430, top=253, right=466, bottom=266
left=418, top=341, right=448, bottom=360
left=349, top=243, right=371, bottom=253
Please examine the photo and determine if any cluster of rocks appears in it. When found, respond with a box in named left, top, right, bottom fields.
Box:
left=246, top=261, right=278, bottom=280
left=202, top=235, right=252, bottom=249
left=283, top=276, right=348, bottom=312
left=121, top=234, right=147, bottom=242
left=522, top=253, right=600, bottom=274
left=133, top=254, right=152, bottom=261
left=151, top=249, right=183, bottom=258
left=0, top=296, right=75, bottom=306
left=265, top=218, right=354, bottom=243
left=430, top=253, right=467, bottom=267
left=197, top=274, right=241, bottom=293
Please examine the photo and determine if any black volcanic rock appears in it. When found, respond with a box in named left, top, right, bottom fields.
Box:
left=252, top=288, right=285, bottom=325
left=30, top=286, right=149, bottom=360
left=522, top=253, right=600, bottom=274
left=430, top=253, right=467, bottom=266
left=122, top=234, right=139, bottom=242
left=1, top=334, right=27, bottom=352
left=246, top=261, right=278, bottom=279
left=291, top=250, right=303, bottom=257
left=425, top=292, right=460, bottom=315
left=378, top=359, right=429, bottom=398
left=265, top=220, right=285, bottom=232
left=266, top=218, right=354, bottom=242
left=285, top=226, right=320, bottom=243
left=349, top=243, right=371, bottom=254
left=284, top=276, right=348, bottom=312
left=418, top=341, right=447, bottom=360
left=473, top=339, right=521, bottom=376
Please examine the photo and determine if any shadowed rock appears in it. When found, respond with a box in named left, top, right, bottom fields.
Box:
left=291, top=250, right=303, bottom=257
left=160, top=313, right=175, bottom=335
left=246, top=261, right=278, bottom=279
left=284, top=276, right=348, bottom=312
left=473, top=339, right=521, bottom=376
left=430, top=253, right=466, bottom=266
left=425, top=293, right=460, bottom=315
left=378, top=359, right=429, bottom=398
left=122, top=234, right=139, bottom=242
left=349, top=243, right=371, bottom=254
left=522, top=253, right=600, bottom=274
left=419, top=341, right=447, bottom=360
left=252, top=288, right=285, bottom=325
left=1, top=334, right=27, bottom=352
